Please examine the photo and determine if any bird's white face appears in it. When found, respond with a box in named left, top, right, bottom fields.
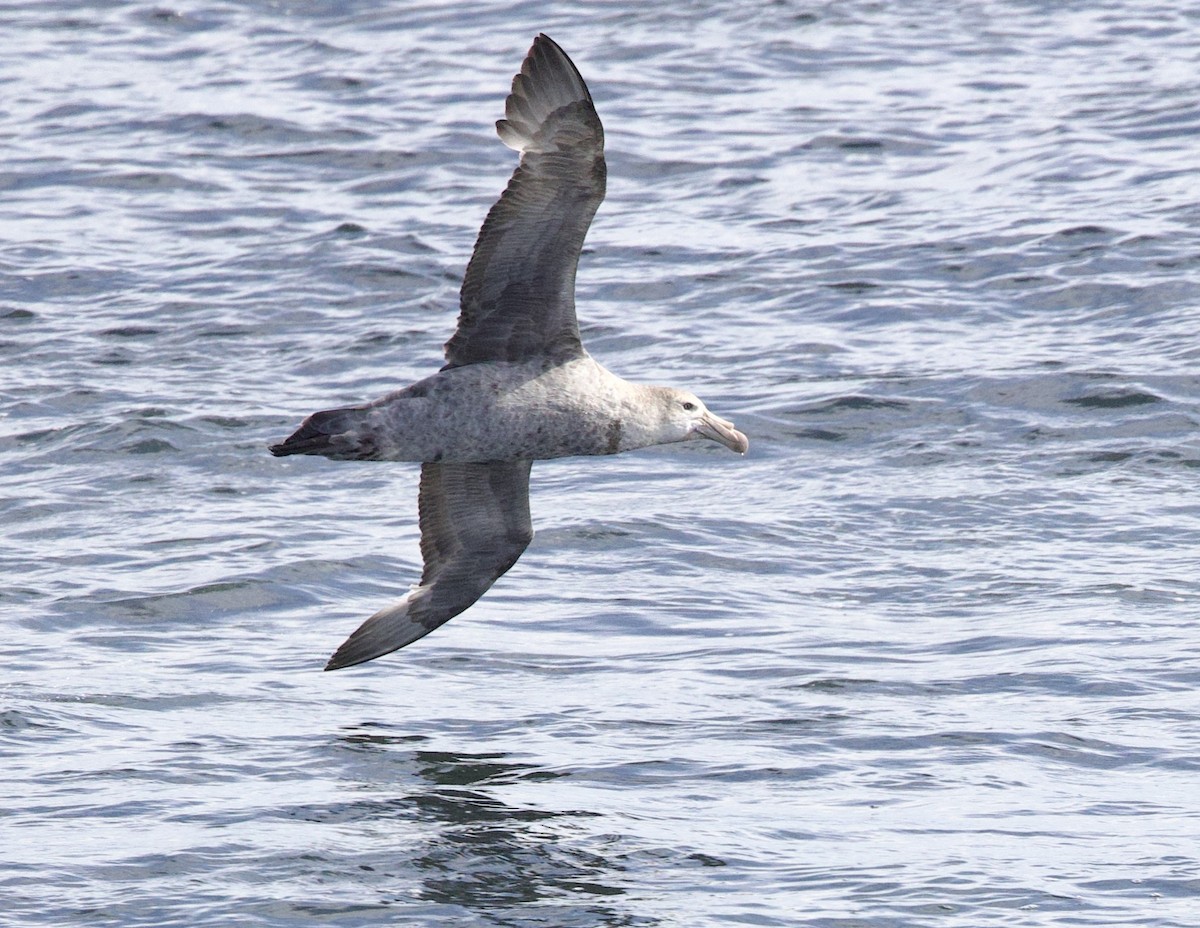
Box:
left=662, top=388, right=749, bottom=454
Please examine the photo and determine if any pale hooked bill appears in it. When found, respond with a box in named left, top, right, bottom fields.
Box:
left=271, top=35, right=748, bottom=671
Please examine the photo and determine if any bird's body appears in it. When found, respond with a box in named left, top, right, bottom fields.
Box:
left=273, top=356, right=708, bottom=464
left=272, top=35, right=747, bottom=670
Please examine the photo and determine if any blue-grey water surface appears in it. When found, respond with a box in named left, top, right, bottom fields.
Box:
left=3, top=2, right=1199, bottom=926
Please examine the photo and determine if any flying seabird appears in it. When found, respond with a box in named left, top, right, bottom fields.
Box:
left=271, top=34, right=748, bottom=670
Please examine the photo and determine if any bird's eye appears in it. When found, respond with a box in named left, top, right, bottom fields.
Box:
left=682, top=401, right=696, bottom=411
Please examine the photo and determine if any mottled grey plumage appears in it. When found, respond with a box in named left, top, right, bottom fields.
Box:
left=271, top=35, right=748, bottom=671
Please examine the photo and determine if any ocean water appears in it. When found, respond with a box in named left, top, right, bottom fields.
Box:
left=3, top=1, right=1199, bottom=926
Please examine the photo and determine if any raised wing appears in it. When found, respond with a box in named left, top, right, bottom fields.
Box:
left=324, top=460, right=534, bottom=670
left=444, top=34, right=606, bottom=369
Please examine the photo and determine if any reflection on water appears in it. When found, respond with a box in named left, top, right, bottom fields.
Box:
left=324, top=727, right=635, bottom=923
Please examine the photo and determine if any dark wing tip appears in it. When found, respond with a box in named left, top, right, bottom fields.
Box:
left=322, top=594, right=439, bottom=671
left=495, top=34, right=594, bottom=153
left=324, top=644, right=371, bottom=672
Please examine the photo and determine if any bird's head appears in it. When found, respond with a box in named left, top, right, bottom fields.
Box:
left=652, top=387, right=749, bottom=454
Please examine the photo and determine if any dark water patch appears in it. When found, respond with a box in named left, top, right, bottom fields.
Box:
left=1063, top=390, right=1160, bottom=409
left=1012, top=732, right=1160, bottom=770
left=839, top=138, right=884, bottom=151
left=276, top=791, right=567, bottom=827
left=791, top=427, right=846, bottom=442
left=125, top=437, right=177, bottom=454
left=802, top=134, right=885, bottom=153
left=87, top=170, right=225, bottom=193
left=1053, top=224, right=1114, bottom=238
left=412, top=750, right=569, bottom=788
left=0, top=706, right=77, bottom=740
left=2, top=422, right=92, bottom=450
left=807, top=394, right=910, bottom=412
left=935, top=670, right=1153, bottom=699
left=251, top=146, right=420, bottom=173
left=85, top=579, right=288, bottom=625
left=1076, top=873, right=1200, bottom=901
left=824, top=280, right=881, bottom=292
left=97, top=325, right=162, bottom=339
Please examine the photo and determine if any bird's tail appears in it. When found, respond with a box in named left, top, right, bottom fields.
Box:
left=269, top=406, right=379, bottom=460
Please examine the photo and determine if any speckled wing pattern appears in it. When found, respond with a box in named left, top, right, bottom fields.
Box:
left=443, top=33, right=606, bottom=369
left=325, top=461, right=533, bottom=670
